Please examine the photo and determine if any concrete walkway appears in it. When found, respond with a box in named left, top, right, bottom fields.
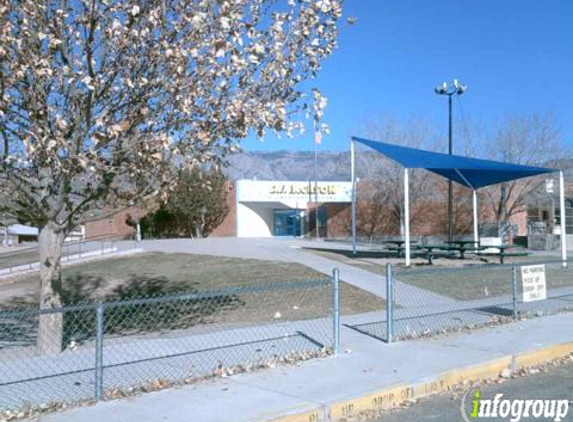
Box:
left=282, top=244, right=454, bottom=306
left=31, top=312, right=573, bottom=422
left=0, top=237, right=494, bottom=307
left=0, top=315, right=335, bottom=410
left=123, top=238, right=454, bottom=307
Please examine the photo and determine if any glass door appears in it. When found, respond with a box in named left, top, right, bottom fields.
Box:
left=273, top=210, right=301, bottom=237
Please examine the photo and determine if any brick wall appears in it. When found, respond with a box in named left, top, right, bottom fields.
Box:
left=209, top=181, right=237, bottom=236
left=325, top=203, right=351, bottom=237
left=84, top=207, right=143, bottom=239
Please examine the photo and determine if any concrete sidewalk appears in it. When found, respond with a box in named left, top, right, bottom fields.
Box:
left=125, top=238, right=453, bottom=306
left=34, top=313, right=573, bottom=422
left=284, top=245, right=454, bottom=306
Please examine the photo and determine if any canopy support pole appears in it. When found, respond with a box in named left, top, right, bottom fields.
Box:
left=404, top=168, right=411, bottom=266
left=351, top=139, right=357, bottom=255
left=559, top=171, right=568, bottom=267
left=473, top=189, right=479, bottom=251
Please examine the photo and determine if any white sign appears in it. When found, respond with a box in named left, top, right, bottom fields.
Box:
left=236, top=180, right=352, bottom=203
left=521, top=264, right=547, bottom=302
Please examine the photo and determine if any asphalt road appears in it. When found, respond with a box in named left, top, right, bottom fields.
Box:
left=371, top=361, right=573, bottom=422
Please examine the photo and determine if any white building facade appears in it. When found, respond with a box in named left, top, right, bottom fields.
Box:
left=235, top=180, right=352, bottom=237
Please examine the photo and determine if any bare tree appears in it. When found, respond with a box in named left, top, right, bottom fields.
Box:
left=480, top=113, right=565, bottom=238
left=0, top=0, right=342, bottom=351
left=356, top=115, right=443, bottom=237
left=354, top=184, right=395, bottom=241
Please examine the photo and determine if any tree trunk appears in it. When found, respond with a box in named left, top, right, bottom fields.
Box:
left=37, top=222, right=65, bottom=354
left=193, top=223, right=202, bottom=238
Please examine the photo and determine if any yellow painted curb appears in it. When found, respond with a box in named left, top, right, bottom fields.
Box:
left=514, top=341, right=573, bottom=370
left=265, top=342, right=573, bottom=422
left=329, top=356, right=512, bottom=420
left=267, top=408, right=323, bottom=422
left=329, top=384, right=410, bottom=420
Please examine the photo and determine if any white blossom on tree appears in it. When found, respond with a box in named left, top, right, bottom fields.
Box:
left=0, top=0, right=343, bottom=352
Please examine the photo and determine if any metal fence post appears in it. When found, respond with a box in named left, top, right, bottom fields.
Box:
left=332, top=268, right=340, bottom=356
left=512, top=266, right=518, bottom=320
left=386, top=263, right=393, bottom=343
left=95, top=302, right=104, bottom=401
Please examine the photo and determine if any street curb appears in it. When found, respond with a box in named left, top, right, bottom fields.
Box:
left=264, top=341, right=573, bottom=422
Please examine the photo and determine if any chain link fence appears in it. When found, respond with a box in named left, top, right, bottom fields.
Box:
left=349, top=260, right=573, bottom=342
left=0, top=274, right=340, bottom=413
left=0, top=238, right=124, bottom=277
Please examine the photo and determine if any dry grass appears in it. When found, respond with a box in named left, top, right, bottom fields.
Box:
left=3, top=253, right=385, bottom=317
left=304, top=247, right=572, bottom=301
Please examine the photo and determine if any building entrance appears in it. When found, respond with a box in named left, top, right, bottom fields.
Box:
left=273, top=209, right=302, bottom=237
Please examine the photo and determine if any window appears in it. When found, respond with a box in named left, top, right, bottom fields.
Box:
left=555, top=198, right=573, bottom=235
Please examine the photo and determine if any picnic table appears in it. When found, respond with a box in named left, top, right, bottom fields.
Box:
left=416, top=242, right=488, bottom=260
left=446, top=240, right=482, bottom=259
left=384, top=243, right=418, bottom=259
left=414, top=245, right=456, bottom=264
left=476, top=244, right=530, bottom=264
left=410, top=243, right=471, bottom=259
left=382, top=241, right=417, bottom=258
left=384, top=244, right=455, bottom=264
left=385, top=243, right=461, bottom=264
left=384, top=245, right=409, bottom=255
left=381, top=240, right=419, bottom=248
left=447, top=240, right=480, bottom=248
left=382, top=240, right=530, bottom=264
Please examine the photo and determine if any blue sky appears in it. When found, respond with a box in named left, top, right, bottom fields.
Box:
left=242, top=0, right=573, bottom=152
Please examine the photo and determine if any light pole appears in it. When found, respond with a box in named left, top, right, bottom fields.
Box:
left=314, top=132, right=319, bottom=239
left=434, top=79, right=467, bottom=243
left=314, top=127, right=321, bottom=239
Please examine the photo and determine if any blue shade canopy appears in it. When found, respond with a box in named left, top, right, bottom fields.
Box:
left=352, top=137, right=556, bottom=189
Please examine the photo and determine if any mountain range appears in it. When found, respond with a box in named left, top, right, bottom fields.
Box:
left=224, top=150, right=573, bottom=182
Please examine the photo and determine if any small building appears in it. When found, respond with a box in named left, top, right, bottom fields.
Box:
left=526, top=189, right=573, bottom=250
left=1, top=224, right=39, bottom=245
left=1, top=224, right=87, bottom=246
left=220, top=180, right=352, bottom=238
left=1, top=208, right=139, bottom=246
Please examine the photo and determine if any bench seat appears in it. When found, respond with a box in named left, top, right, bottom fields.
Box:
left=476, top=251, right=530, bottom=264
